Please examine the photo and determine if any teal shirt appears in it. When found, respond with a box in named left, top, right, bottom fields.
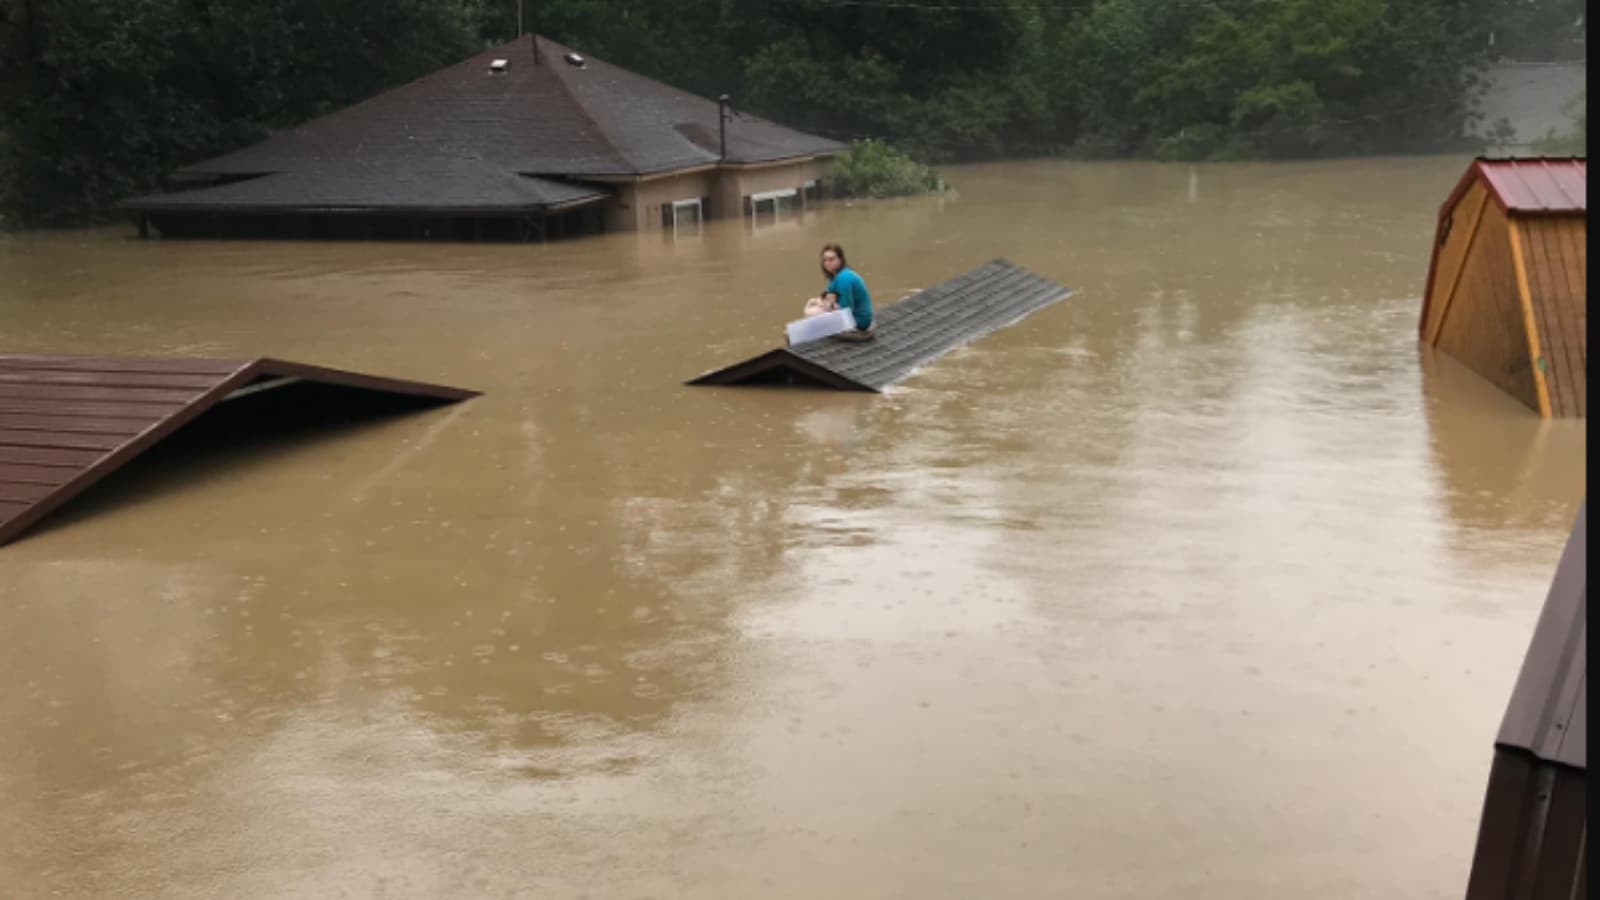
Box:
left=826, top=267, right=873, bottom=329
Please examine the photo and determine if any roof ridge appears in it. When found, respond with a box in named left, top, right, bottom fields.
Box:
left=525, top=34, right=636, bottom=174
left=525, top=33, right=836, bottom=173
left=533, top=33, right=704, bottom=173
left=1467, top=157, right=1587, bottom=214
left=140, top=31, right=842, bottom=208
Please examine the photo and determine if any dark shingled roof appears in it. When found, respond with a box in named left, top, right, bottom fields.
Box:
left=124, top=159, right=607, bottom=214
left=687, top=260, right=1075, bottom=392
left=122, top=35, right=844, bottom=215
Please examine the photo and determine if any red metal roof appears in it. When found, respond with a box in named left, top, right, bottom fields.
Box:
left=1420, top=157, right=1585, bottom=337
left=1472, top=157, right=1586, bottom=214
left=1479, top=158, right=1586, bottom=212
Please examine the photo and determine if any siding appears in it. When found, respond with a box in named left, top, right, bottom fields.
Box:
left=1432, top=200, right=1541, bottom=411
left=1513, top=216, right=1587, bottom=417
left=605, top=160, right=831, bottom=233
left=714, top=159, right=831, bottom=224
left=1422, top=181, right=1491, bottom=342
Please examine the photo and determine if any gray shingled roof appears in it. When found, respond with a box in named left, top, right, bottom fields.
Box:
left=543, top=38, right=845, bottom=173
left=687, top=260, right=1075, bottom=392
left=123, top=159, right=606, bottom=213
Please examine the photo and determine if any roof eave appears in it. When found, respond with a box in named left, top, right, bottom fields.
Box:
left=122, top=199, right=608, bottom=216
left=718, top=150, right=842, bottom=170
left=573, top=151, right=837, bottom=182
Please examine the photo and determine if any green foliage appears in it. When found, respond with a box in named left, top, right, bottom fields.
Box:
left=828, top=139, right=942, bottom=199
left=0, top=0, right=483, bottom=225
left=0, top=0, right=1585, bottom=225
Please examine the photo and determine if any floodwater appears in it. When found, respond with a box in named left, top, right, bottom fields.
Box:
left=0, top=157, right=1585, bottom=899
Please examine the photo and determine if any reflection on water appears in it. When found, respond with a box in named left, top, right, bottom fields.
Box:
left=0, top=156, right=1584, bottom=899
left=1421, top=347, right=1586, bottom=533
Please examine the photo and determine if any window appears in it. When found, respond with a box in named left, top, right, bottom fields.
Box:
left=748, top=188, right=800, bottom=229
left=665, top=198, right=703, bottom=238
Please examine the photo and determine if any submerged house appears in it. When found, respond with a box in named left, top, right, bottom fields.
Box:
left=1418, top=157, right=1587, bottom=418
left=121, top=35, right=844, bottom=241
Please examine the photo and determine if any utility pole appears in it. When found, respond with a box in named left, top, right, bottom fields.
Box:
left=718, top=95, right=730, bottom=160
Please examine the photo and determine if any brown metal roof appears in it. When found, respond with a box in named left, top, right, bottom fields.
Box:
left=1495, top=499, right=1586, bottom=770
left=0, top=354, right=478, bottom=546
left=1464, top=748, right=1587, bottom=899
left=1464, top=500, right=1587, bottom=899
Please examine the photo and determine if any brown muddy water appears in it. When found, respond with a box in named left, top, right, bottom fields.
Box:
left=0, top=157, right=1586, bottom=899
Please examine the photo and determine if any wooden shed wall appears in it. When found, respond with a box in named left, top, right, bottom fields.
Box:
left=1512, top=215, right=1587, bottom=418
left=1422, top=181, right=1491, bottom=341
left=1430, top=198, right=1541, bottom=412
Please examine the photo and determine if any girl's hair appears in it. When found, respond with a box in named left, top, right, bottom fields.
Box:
left=820, top=243, right=847, bottom=278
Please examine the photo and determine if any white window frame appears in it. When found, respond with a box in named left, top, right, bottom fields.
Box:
left=749, top=188, right=800, bottom=228
left=750, top=188, right=798, bottom=204
left=669, top=198, right=703, bottom=238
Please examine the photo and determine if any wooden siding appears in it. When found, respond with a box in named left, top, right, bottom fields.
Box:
left=1430, top=200, right=1541, bottom=412
left=1422, top=181, right=1491, bottom=342
left=1513, top=215, right=1587, bottom=418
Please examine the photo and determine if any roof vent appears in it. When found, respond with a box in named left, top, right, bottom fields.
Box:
left=563, top=52, right=586, bottom=68
left=489, top=58, right=508, bottom=74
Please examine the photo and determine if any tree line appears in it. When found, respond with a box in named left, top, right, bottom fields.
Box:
left=0, top=0, right=1585, bottom=226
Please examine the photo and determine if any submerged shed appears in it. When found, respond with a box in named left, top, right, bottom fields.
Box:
left=0, top=354, right=477, bottom=546
left=1463, top=500, right=1587, bottom=898
left=1418, top=158, right=1586, bottom=418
